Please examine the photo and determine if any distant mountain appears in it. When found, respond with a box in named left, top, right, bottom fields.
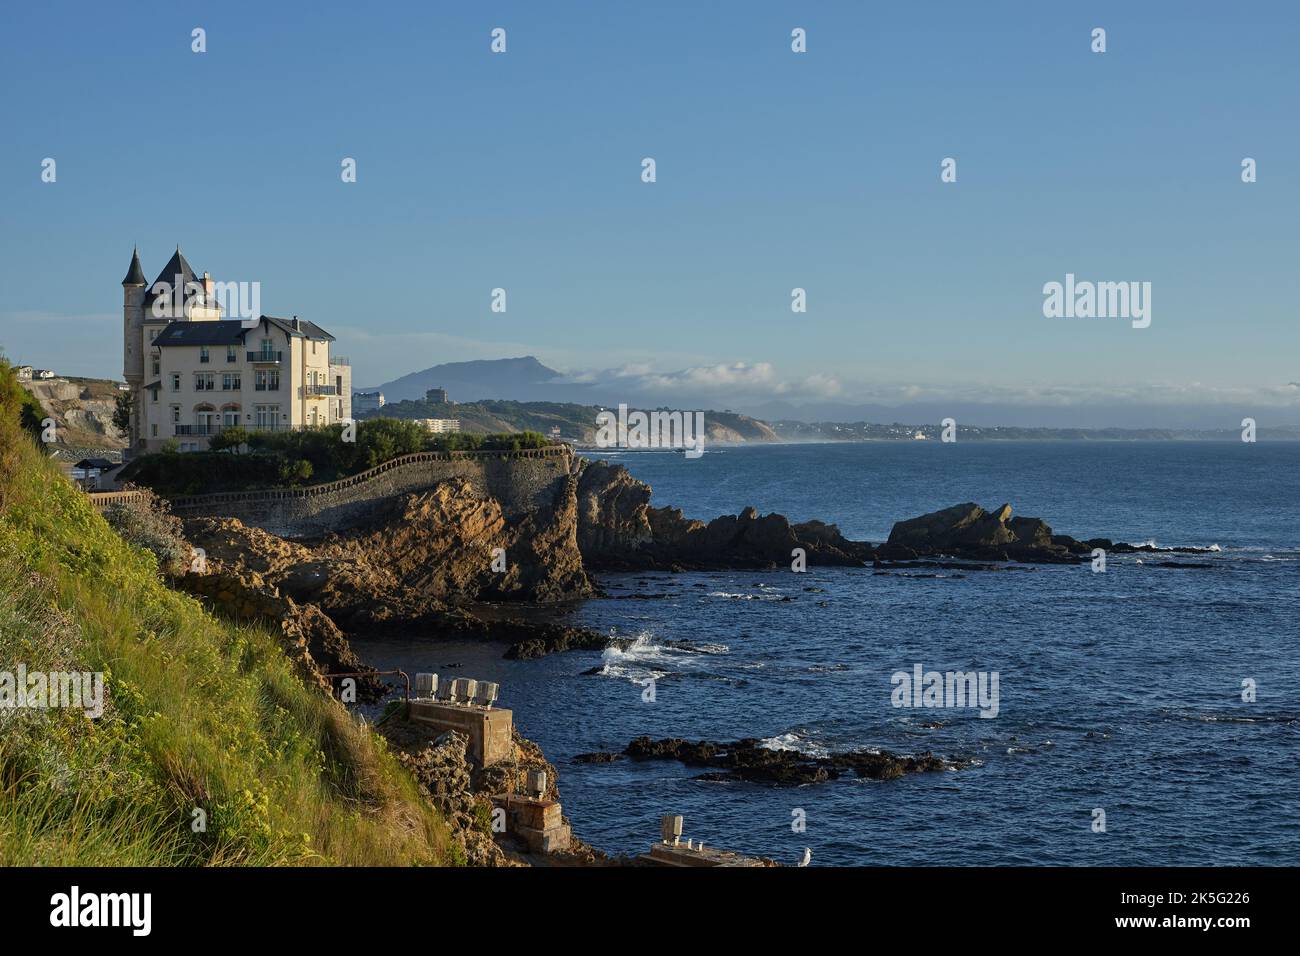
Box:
left=363, top=356, right=571, bottom=403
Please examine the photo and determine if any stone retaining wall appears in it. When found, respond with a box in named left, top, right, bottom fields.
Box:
left=89, top=445, right=575, bottom=538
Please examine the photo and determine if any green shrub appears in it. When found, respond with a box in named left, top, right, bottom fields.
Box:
left=209, top=426, right=249, bottom=453
left=118, top=419, right=552, bottom=496
left=119, top=451, right=291, bottom=495
left=101, top=491, right=190, bottom=576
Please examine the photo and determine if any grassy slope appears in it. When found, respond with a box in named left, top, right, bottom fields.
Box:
left=0, top=362, right=451, bottom=865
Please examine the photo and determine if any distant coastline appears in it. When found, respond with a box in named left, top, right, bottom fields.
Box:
left=22, top=371, right=1300, bottom=468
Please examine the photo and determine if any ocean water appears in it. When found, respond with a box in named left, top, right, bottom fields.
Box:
left=364, top=442, right=1300, bottom=866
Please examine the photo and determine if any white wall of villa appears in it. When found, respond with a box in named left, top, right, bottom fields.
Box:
left=122, top=248, right=351, bottom=454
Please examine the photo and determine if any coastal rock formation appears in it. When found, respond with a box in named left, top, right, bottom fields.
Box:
left=386, top=729, right=513, bottom=867
left=576, top=736, right=962, bottom=786
left=876, top=501, right=1216, bottom=564
left=575, top=458, right=869, bottom=570
left=181, top=477, right=607, bottom=657
left=342, top=476, right=592, bottom=603
left=183, top=477, right=591, bottom=610
left=877, top=501, right=1077, bottom=563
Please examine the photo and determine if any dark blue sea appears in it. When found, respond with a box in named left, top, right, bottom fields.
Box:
left=366, top=442, right=1300, bottom=866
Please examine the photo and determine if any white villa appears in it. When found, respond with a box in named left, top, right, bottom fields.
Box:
left=414, top=418, right=461, bottom=434
left=121, top=247, right=351, bottom=454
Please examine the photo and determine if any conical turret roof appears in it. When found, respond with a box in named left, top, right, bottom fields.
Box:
left=121, top=246, right=146, bottom=286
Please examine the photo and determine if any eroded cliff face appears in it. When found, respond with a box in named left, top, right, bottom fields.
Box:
left=178, top=471, right=608, bottom=665
left=573, top=460, right=655, bottom=562
left=342, top=475, right=591, bottom=604
left=184, top=475, right=592, bottom=615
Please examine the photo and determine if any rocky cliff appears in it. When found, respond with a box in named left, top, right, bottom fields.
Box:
left=23, top=376, right=126, bottom=451
left=180, top=471, right=604, bottom=659
left=175, top=456, right=878, bottom=659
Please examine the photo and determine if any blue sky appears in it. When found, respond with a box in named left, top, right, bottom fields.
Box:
left=1, top=1, right=1297, bottom=426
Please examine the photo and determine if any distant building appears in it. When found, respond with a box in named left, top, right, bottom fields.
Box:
left=71, top=458, right=117, bottom=489
left=121, top=246, right=351, bottom=454
left=14, top=366, right=33, bottom=382
left=415, top=418, right=460, bottom=434
left=425, top=387, right=449, bottom=404
left=34, top=369, right=56, bottom=380
left=353, top=390, right=385, bottom=414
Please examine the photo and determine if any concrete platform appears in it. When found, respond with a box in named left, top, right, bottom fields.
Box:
left=408, top=700, right=513, bottom=767
left=639, top=842, right=770, bottom=867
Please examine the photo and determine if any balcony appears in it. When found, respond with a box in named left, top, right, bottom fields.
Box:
left=248, top=423, right=308, bottom=433
left=253, top=383, right=280, bottom=392
left=304, top=384, right=338, bottom=398
left=173, top=425, right=214, bottom=437
left=247, top=351, right=282, bottom=364
left=330, top=355, right=350, bottom=366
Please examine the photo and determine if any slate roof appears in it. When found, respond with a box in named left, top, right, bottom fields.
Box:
left=262, top=315, right=335, bottom=341
left=147, top=247, right=200, bottom=304
left=122, top=247, right=146, bottom=286
left=151, top=315, right=336, bottom=347
left=152, top=321, right=251, bottom=347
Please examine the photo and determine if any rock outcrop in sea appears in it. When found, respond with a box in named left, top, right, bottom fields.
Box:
left=875, top=500, right=1216, bottom=564
left=575, top=736, right=966, bottom=786
left=576, top=459, right=870, bottom=570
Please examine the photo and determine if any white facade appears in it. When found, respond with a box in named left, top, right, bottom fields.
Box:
left=416, top=418, right=461, bottom=433
left=122, top=248, right=351, bottom=454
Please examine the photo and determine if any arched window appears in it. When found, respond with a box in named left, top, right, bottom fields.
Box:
left=193, top=403, right=216, bottom=437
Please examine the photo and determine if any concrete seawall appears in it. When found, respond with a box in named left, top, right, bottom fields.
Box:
left=90, top=445, right=575, bottom=539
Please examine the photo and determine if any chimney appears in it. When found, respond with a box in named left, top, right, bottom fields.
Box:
left=203, top=271, right=214, bottom=297
left=292, top=315, right=301, bottom=331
